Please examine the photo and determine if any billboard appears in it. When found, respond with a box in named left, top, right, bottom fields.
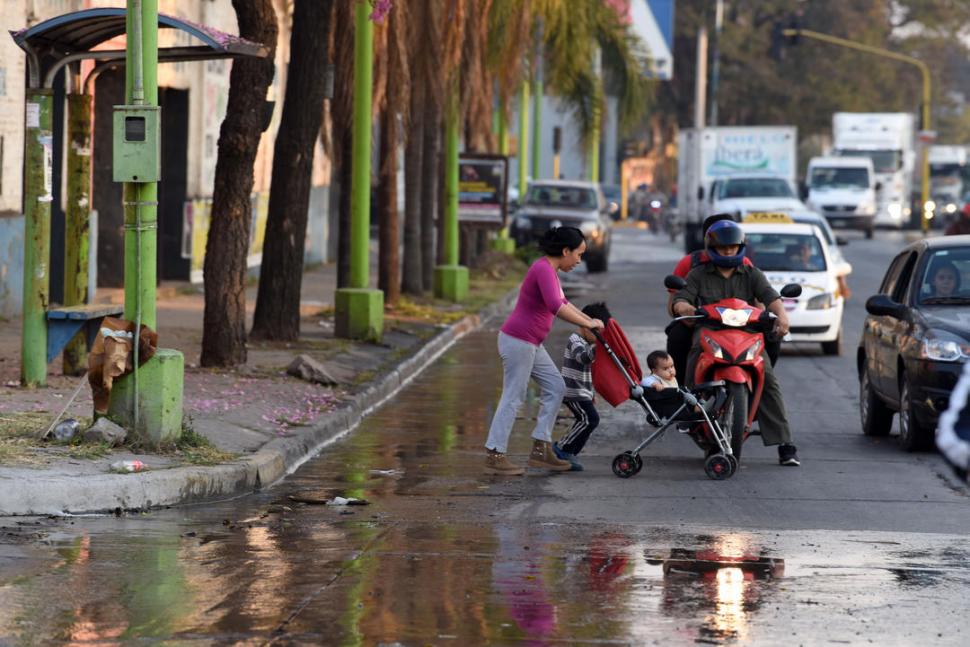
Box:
left=458, top=154, right=509, bottom=226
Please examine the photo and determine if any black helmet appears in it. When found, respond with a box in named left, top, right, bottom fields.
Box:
left=705, top=220, right=746, bottom=267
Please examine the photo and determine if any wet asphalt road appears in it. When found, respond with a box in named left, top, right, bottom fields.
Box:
left=1, top=227, right=968, bottom=646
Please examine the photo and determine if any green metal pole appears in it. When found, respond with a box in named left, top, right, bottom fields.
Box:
left=444, top=102, right=459, bottom=266
left=589, top=114, right=600, bottom=184
left=21, top=89, right=53, bottom=387
left=350, top=1, right=373, bottom=289
left=531, top=77, right=542, bottom=180
left=497, top=107, right=509, bottom=155
left=518, top=80, right=529, bottom=198
left=63, top=92, right=93, bottom=375
left=124, top=0, right=158, bottom=330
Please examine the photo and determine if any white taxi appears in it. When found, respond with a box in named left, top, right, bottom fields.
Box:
left=740, top=221, right=846, bottom=355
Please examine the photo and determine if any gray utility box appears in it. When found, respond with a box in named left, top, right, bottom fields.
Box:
left=112, top=105, right=161, bottom=183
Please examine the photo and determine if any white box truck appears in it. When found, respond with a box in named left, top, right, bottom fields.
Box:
left=677, top=126, right=798, bottom=252
left=831, top=112, right=915, bottom=229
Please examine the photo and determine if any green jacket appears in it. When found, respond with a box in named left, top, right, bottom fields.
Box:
left=672, top=262, right=780, bottom=309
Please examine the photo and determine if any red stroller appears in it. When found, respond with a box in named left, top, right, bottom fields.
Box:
left=592, top=320, right=737, bottom=480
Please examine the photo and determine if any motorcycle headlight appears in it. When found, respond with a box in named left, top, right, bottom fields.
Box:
left=704, top=335, right=727, bottom=360
left=945, top=203, right=958, bottom=214
left=515, top=215, right=531, bottom=229
left=920, top=332, right=970, bottom=362
left=742, top=339, right=763, bottom=362
left=806, top=292, right=836, bottom=310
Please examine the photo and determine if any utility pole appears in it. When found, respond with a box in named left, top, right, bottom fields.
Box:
left=518, top=80, right=530, bottom=198
left=588, top=46, right=602, bottom=183
left=694, top=27, right=708, bottom=130
left=708, top=0, right=724, bottom=126
left=336, top=1, right=384, bottom=338
left=108, top=0, right=184, bottom=445
left=531, top=21, right=543, bottom=181
left=433, top=92, right=469, bottom=301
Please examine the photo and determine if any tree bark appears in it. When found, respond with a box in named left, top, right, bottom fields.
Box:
left=377, top=109, right=401, bottom=305
left=200, top=0, right=277, bottom=367
left=421, top=101, right=441, bottom=291
left=335, top=131, right=353, bottom=289
left=251, top=0, right=334, bottom=341
left=401, top=84, right=424, bottom=295
left=332, top=2, right=356, bottom=290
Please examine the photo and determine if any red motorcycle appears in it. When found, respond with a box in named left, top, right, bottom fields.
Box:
left=665, top=275, right=801, bottom=461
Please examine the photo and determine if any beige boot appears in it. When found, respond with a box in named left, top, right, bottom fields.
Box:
left=484, top=449, right=525, bottom=475
left=528, top=439, right=572, bottom=471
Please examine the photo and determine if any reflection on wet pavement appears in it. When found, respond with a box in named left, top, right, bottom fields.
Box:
left=0, top=329, right=968, bottom=645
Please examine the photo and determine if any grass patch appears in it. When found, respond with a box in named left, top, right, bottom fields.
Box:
left=65, top=440, right=112, bottom=460
left=173, top=420, right=236, bottom=466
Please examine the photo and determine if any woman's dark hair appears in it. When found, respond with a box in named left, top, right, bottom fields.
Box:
left=929, top=260, right=961, bottom=292
left=647, top=350, right=671, bottom=371
left=581, top=302, right=611, bottom=324
left=539, top=226, right=585, bottom=256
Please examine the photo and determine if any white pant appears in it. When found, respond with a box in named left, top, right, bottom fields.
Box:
left=485, top=332, right=566, bottom=453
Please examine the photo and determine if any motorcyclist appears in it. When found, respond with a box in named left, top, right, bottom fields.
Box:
left=945, top=203, right=970, bottom=236
left=671, top=220, right=800, bottom=466
left=666, top=214, right=781, bottom=381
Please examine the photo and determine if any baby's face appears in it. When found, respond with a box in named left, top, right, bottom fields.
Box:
left=653, top=356, right=676, bottom=380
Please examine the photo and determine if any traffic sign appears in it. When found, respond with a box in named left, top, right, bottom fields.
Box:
left=918, top=130, right=937, bottom=143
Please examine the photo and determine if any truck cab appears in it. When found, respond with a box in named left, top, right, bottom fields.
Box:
left=705, top=174, right=806, bottom=221
left=806, top=156, right=878, bottom=238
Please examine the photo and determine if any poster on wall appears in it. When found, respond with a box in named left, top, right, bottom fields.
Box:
left=458, top=154, right=509, bottom=227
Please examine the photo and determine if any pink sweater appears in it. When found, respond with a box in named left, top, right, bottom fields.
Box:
left=501, top=258, right=568, bottom=346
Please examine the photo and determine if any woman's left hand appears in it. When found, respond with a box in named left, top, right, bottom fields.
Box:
left=588, top=318, right=605, bottom=331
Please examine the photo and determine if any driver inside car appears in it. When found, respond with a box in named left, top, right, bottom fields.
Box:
left=671, top=220, right=800, bottom=467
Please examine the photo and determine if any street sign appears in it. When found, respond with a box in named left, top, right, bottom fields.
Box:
left=458, top=154, right=509, bottom=227
left=918, top=130, right=937, bottom=144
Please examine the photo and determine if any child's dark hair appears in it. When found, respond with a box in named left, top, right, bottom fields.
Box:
left=647, top=350, right=671, bottom=371
left=538, top=226, right=585, bottom=256
left=581, top=302, right=611, bottom=324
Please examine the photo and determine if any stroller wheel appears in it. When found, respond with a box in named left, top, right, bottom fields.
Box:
left=704, top=454, right=733, bottom=481
left=612, top=452, right=640, bottom=478
left=633, top=453, right=644, bottom=475
left=726, top=454, right=739, bottom=475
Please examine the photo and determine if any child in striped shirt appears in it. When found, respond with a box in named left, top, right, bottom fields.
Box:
left=554, top=302, right=612, bottom=471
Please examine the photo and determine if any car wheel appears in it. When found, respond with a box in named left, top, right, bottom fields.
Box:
left=586, top=251, right=608, bottom=273
left=821, top=329, right=842, bottom=356
left=897, top=375, right=935, bottom=451
left=860, top=367, right=893, bottom=437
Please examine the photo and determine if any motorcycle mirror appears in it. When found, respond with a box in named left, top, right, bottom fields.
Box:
left=780, top=283, right=802, bottom=298
left=664, top=275, right=687, bottom=291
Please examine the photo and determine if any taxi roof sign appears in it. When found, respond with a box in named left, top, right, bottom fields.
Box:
left=743, top=212, right=794, bottom=224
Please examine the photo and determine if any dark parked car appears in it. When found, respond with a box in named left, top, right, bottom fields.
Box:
left=510, top=180, right=615, bottom=272
left=859, top=235, right=970, bottom=450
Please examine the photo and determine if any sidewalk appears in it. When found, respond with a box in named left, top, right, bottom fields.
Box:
left=0, top=255, right=521, bottom=515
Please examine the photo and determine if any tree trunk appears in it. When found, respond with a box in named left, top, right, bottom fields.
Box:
left=251, top=0, right=334, bottom=341
left=377, top=109, right=401, bottom=305
left=200, top=0, right=277, bottom=367
left=421, top=102, right=441, bottom=291
left=401, top=88, right=424, bottom=295
left=336, top=131, right=352, bottom=289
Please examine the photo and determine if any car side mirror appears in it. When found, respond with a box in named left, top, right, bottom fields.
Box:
left=865, top=294, right=905, bottom=318
left=697, top=186, right=705, bottom=201
left=780, top=284, right=802, bottom=298
left=836, top=236, right=849, bottom=246
left=664, top=275, right=687, bottom=291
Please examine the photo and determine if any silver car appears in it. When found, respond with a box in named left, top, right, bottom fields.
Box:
left=510, top=180, right=615, bottom=272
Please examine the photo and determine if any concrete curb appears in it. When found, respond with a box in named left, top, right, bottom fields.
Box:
left=0, top=289, right=518, bottom=516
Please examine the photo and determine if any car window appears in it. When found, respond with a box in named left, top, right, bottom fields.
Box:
left=744, top=232, right=827, bottom=272
left=918, top=248, right=970, bottom=305
left=891, top=252, right=918, bottom=303
left=526, top=186, right=596, bottom=208
left=879, top=252, right=909, bottom=296
left=722, top=178, right=795, bottom=199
